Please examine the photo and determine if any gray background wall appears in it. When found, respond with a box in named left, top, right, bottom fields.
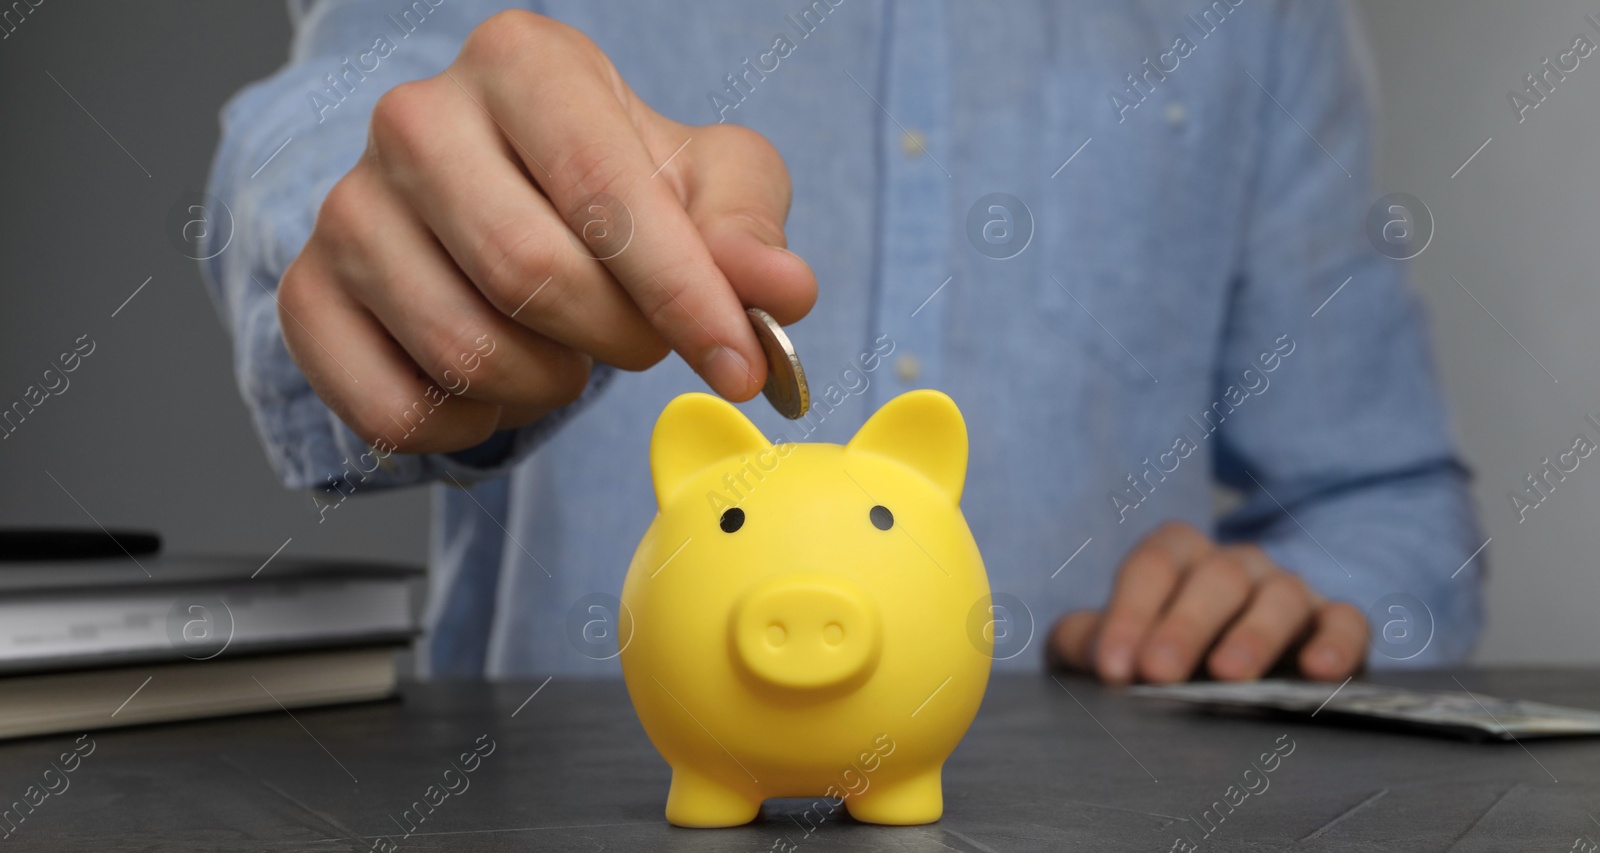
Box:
left=1360, top=0, right=1600, bottom=664
left=1, top=1, right=1594, bottom=664
left=0, top=2, right=433, bottom=567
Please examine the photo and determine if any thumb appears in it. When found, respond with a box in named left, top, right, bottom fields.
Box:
left=681, top=124, right=818, bottom=326
left=1048, top=611, right=1104, bottom=673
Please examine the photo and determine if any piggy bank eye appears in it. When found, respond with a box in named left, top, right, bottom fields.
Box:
left=720, top=507, right=745, bottom=533
left=869, top=505, right=894, bottom=531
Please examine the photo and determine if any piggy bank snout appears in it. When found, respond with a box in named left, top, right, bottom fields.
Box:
left=732, top=574, right=882, bottom=691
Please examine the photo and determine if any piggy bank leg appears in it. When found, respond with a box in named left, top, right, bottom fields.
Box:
left=843, top=768, right=943, bottom=825
left=664, top=765, right=761, bottom=828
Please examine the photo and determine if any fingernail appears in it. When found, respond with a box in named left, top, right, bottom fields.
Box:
left=1100, top=642, right=1133, bottom=681
left=1215, top=646, right=1254, bottom=676
left=1146, top=642, right=1183, bottom=678
left=1312, top=646, right=1342, bottom=673
left=702, top=345, right=753, bottom=398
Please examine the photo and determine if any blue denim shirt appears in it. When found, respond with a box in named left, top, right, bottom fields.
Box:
left=204, top=0, right=1485, bottom=677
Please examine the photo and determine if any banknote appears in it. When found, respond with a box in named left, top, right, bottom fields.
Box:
left=1132, top=679, right=1600, bottom=740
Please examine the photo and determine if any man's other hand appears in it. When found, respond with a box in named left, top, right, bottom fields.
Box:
left=1048, top=521, right=1368, bottom=684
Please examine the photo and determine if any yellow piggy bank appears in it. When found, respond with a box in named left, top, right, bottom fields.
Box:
left=620, top=389, right=992, bottom=828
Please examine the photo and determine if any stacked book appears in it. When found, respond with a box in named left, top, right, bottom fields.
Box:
left=0, top=530, right=421, bottom=740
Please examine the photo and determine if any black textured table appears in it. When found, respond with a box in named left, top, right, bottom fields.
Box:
left=2, top=670, right=1598, bottom=851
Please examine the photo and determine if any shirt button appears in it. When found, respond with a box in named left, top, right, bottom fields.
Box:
left=1165, top=102, right=1187, bottom=127
left=900, top=129, right=927, bottom=160
left=894, top=353, right=921, bottom=383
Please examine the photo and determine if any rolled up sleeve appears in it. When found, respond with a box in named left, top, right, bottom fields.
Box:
left=1211, top=0, right=1485, bottom=667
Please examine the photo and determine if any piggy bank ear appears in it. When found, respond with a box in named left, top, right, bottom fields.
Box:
left=651, top=393, right=771, bottom=507
left=846, top=390, right=967, bottom=503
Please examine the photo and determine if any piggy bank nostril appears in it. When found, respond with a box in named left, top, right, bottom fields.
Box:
left=823, top=622, right=845, bottom=646
left=766, top=623, right=787, bottom=647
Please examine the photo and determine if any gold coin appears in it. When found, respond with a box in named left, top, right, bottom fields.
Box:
left=747, top=307, right=810, bottom=419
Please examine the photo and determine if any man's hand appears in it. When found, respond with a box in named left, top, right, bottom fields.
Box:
left=277, top=11, right=817, bottom=454
left=1048, top=521, right=1368, bottom=684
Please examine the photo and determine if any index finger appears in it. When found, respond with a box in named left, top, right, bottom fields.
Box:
left=464, top=14, right=765, bottom=400
left=1094, top=522, right=1215, bottom=684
